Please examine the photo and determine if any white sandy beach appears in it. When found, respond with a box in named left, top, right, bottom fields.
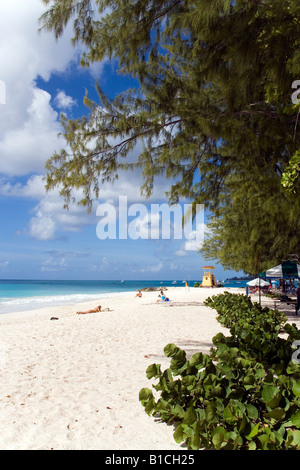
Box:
left=0, top=286, right=297, bottom=450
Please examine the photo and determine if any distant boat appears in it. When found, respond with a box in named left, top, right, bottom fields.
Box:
left=121, top=280, right=124, bottom=283
left=172, top=281, right=177, bottom=284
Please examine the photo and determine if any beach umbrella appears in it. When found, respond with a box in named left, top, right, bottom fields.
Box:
left=247, top=278, right=269, bottom=287
left=262, top=260, right=300, bottom=279
left=246, top=277, right=268, bottom=305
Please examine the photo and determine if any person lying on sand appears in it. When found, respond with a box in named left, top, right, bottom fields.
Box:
left=156, top=295, right=171, bottom=302
left=76, top=306, right=112, bottom=314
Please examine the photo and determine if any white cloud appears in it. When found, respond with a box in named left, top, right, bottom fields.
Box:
left=0, top=168, right=195, bottom=244
left=54, top=90, right=77, bottom=110
left=0, top=0, right=79, bottom=176
left=174, top=249, right=188, bottom=256
left=140, top=262, right=164, bottom=273
left=0, top=174, right=48, bottom=199
left=0, top=261, right=10, bottom=268
left=29, top=210, right=56, bottom=241
left=0, top=0, right=176, bottom=242
left=175, top=221, right=208, bottom=255
left=0, top=174, right=97, bottom=240
left=28, top=192, right=98, bottom=241
left=41, top=255, right=68, bottom=272
left=0, top=88, right=61, bottom=175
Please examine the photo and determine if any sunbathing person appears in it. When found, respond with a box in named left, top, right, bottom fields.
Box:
left=76, top=305, right=104, bottom=314
left=157, top=295, right=171, bottom=302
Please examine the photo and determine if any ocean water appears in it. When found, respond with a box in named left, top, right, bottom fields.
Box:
left=0, top=278, right=248, bottom=315
left=0, top=279, right=189, bottom=315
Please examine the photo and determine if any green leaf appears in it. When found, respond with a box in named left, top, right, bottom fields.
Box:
left=257, top=433, right=270, bottom=450
left=171, top=404, right=185, bottom=419
left=212, top=427, right=228, bottom=450
left=189, top=352, right=204, bottom=368
left=264, top=407, right=286, bottom=421
left=190, top=432, right=201, bottom=450
left=246, top=423, right=260, bottom=439
left=181, top=424, right=194, bottom=437
left=170, top=350, right=187, bottom=374
left=205, top=402, right=217, bottom=423
left=139, top=387, right=153, bottom=403
left=286, top=430, right=300, bottom=449
left=173, top=424, right=185, bottom=444
left=246, top=404, right=259, bottom=421
left=243, top=374, right=255, bottom=386
left=291, top=410, right=300, bottom=427
left=183, top=406, right=197, bottom=426
left=261, top=385, right=281, bottom=408
left=233, top=433, right=243, bottom=450
left=146, top=363, right=162, bottom=380
left=255, top=368, right=266, bottom=380
left=248, top=441, right=257, bottom=450
left=292, top=380, right=300, bottom=397
left=144, top=399, right=156, bottom=415
left=223, top=405, right=236, bottom=425
left=291, top=430, right=300, bottom=448
left=164, top=343, right=179, bottom=357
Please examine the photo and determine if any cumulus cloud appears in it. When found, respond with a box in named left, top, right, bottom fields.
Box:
left=0, top=0, right=179, bottom=242
left=54, top=90, right=77, bottom=110
left=0, top=88, right=62, bottom=175
left=0, top=174, right=97, bottom=240
left=28, top=191, right=98, bottom=241
left=0, top=170, right=170, bottom=241
left=41, top=255, right=68, bottom=272
left=175, top=221, right=208, bottom=255
left=0, top=0, right=78, bottom=176
left=0, top=174, right=48, bottom=199
left=29, top=211, right=56, bottom=241
left=139, top=262, right=164, bottom=273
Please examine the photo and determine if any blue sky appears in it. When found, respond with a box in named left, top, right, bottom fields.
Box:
left=0, top=0, right=243, bottom=281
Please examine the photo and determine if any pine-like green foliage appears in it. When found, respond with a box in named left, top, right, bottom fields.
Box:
left=40, top=0, right=300, bottom=270
left=201, top=169, right=300, bottom=275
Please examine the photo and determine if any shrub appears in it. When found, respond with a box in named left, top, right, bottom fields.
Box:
left=139, top=293, right=300, bottom=450
left=204, top=292, right=290, bottom=366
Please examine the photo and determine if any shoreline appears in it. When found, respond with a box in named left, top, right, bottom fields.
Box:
left=0, top=280, right=246, bottom=316
left=0, top=290, right=136, bottom=316
left=0, top=286, right=289, bottom=450
left=0, top=286, right=242, bottom=320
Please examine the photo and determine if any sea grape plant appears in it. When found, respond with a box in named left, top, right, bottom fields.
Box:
left=139, top=293, right=300, bottom=450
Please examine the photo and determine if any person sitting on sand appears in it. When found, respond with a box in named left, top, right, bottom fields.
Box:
left=157, top=290, right=165, bottom=300
left=135, top=290, right=142, bottom=297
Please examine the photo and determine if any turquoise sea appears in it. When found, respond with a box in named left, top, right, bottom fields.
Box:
left=0, top=278, right=248, bottom=315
